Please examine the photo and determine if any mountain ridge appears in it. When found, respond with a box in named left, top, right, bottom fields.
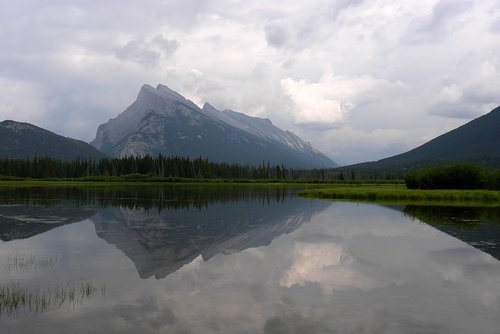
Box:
left=345, top=105, right=500, bottom=171
left=0, top=120, right=107, bottom=160
left=91, top=84, right=337, bottom=168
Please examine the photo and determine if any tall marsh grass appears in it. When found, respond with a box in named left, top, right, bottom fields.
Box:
left=1, top=254, right=58, bottom=273
left=300, top=186, right=500, bottom=206
left=0, top=279, right=104, bottom=317
left=0, top=254, right=85, bottom=274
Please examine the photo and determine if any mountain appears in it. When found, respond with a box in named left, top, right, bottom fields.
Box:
left=348, top=106, right=500, bottom=171
left=0, top=204, right=99, bottom=241
left=91, top=84, right=337, bottom=168
left=90, top=194, right=329, bottom=279
left=401, top=205, right=500, bottom=260
left=0, top=120, right=106, bottom=160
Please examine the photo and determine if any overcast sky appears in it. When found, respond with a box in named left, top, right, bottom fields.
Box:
left=1, top=0, right=499, bottom=164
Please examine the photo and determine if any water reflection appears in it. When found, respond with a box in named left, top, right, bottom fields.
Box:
left=0, top=187, right=327, bottom=280
left=0, top=185, right=309, bottom=243
left=402, top=206, right=500, bottom=260
left=0, top=204, right=98, bottom=241
left=0, top=187, right=499, bottom=333
left=0, top=279, right=103, bottom=316
left=90, top=190, right=327, bottom=279
left=0, top=186, right=101, bottom=241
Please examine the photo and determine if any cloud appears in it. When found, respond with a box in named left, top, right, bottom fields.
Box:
left=1, top=0, right=499, bottom=164
left=490, top=19, right=500, bottom=33
left=114, top=34, right=179, bottom=66
left=281, top=71, right=385, bottom=126
left=265, top=25, right=289, bottom=48
left=113, top=296, right=177, bottom=331
left=429, top=53, right=500, bottom=119
left=318, top=126, right=436, bottom=164
left=0, top=78, right=48, bottom=123
left=404, top=0, right=475, bottom=44
left=264, top=313, right=331, bottom=334
left=327, top=0, right=365, bottom=20
left=281, top=240, right=373, bottom=293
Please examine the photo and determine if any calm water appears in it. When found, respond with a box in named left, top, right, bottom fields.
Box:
left=0, top=186, right=499, bottom=333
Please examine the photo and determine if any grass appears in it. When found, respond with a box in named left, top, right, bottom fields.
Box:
left=0, top=179, right=288, bottom=188
left=0, top=254, right=85, bottom=274
left=299, top=185, right=500, bottom=206
left=0, top=177, right=404, bottom=188
left=1, top=254, right=58, bottom=273
left=4, top=178, right=498, bottom=206
left=0, top=279, right=104, bottom=316
left=0, top=254, right=102, bottom=316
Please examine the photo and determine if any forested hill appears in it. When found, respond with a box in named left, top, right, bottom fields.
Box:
left=346, top=105, right=500, bottom=172
left=0, top=120, right=107, bottom=160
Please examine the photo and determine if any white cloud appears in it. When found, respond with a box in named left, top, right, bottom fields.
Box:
left=114, top=34, right=179, bottom=66
left=0, top=78, right=48, bottom=123
left=403, top=0, right=475, bottom=44
left=281, top=241, right=373, bottom=293
left=281, top=72, right=384, bottom=126
left=436, top=84, right=463, bottom=104
left=1, top=0, right=499, bottom=164
left=317, top=126, right=440, bottom=164
left=429, top=54, right=500, bottom=119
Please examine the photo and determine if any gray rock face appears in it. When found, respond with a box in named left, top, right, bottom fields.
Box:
left=91, top=84, right=337, bottom=168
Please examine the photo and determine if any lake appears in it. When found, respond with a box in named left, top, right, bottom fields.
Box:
left=0, top=185, right=499, bottom=333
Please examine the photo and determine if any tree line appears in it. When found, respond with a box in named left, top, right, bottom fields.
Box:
left=404, top=163, right=500, bottom=190
left=7, top=155, right=496, bottom=186
left=0, top=155, right=321, bottom=181
left=0, top=155, right=407, bottom=182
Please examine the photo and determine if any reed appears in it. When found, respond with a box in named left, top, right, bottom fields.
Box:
left=1, top=254, right=86, bottom=274
left=0, top=279, right=104, bottom=317
left=300, top=186, right=500, bottom=206
left=1, top=254, right=58, bottom=273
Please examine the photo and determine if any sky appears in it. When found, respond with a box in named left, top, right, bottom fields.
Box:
left=0, top=0, right=499, bottom=165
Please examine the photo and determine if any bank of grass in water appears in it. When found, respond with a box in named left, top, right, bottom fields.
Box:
left=300, top=186, right=500, bottom=206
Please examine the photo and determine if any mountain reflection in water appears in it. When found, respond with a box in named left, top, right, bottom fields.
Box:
left=90, top=187, right=328, bottom=279
left=0, top=186, right=329, bottom=279
left=1, top=187, right=500, bottom=333
left=402, top=205, right=500, bottom=260
left=0, top=187, right=101, bottom=241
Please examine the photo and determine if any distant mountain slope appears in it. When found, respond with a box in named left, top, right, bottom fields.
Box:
left=349, top=106, right=500, bottom=171
left=91, top=84, right=337, bottom=168
left=0, top=120, right=106, bottom=160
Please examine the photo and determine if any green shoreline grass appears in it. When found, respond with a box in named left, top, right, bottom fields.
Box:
left=0, top=180, right=319, bottom=188
left=299, top=186, right=500, bottom=207
left=2, top=179, right=499, bottom=206
left=0, top=178, right=402, bottom=188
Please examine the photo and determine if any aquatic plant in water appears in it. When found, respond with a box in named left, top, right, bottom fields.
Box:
left=0, top=253, right=86, bottom=274
left=0, top=279, right=104, bottom=317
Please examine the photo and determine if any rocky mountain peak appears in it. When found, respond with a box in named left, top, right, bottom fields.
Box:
left=1, top=120, right=38, bottom=132
left=91, top=84, right=337, bottom=168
